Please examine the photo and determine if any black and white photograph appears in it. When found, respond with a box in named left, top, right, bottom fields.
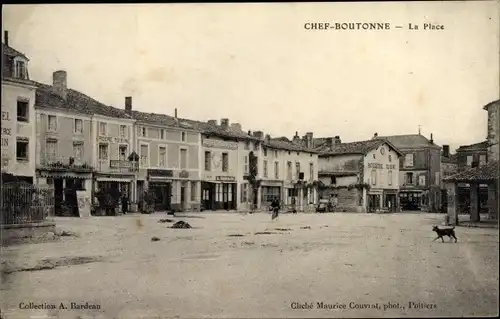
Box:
left=1, top=2, right=499, bottom=318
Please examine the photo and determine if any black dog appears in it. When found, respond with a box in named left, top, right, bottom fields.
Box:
left=432, top=226, right=458, bottom=243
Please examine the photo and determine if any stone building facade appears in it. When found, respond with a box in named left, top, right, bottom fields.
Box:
left=1, top=33, right=37, bottom=182
left=316, top=137, right=402, bottom=213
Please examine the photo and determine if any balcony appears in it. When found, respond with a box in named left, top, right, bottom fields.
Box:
left=37, top=155, right=93, bottom=172
left=97, top=159, right=138, bottom=173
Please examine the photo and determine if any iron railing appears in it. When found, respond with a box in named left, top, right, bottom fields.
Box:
left=1, top=182, right=54, bottom=224
left=97, top=160, right=139, bottom=173
left=38, top=155, right=93, bottom=172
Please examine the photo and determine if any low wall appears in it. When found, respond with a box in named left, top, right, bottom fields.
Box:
left=1, top=222, right=56, bottom=243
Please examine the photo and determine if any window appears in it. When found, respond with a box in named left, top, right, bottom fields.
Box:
left=295, top=162, right=300, bottom=178
left=263, top=160, right=268, bottom=177
left=405, top=172, right=414, bottom=185
left=205, top=151, right=211, bottom=171
left=15, top=60, right=27, bottom=79
left=418, top=175, right=426, bottom=186
left=222, top=152, right=229, bottom=172
left=73, top=142, right=83, bottom=161
left=388, top=170, right=393, bottom=186
left=435, top=172, right=440, bottom=186
left=181, top=132, right=186, bottom=142
left=191, top=182, right=197, bottom=201
left=263, top=148, right=268, bottom=157
left=287, top=161, right=292, bottom=180
left=331, top=176, right=337, bottom=184
left=404, top=154, right=414, bottom=167
left=180, top=149, right=187, bottom=169
left=74, top=119, right=83, bottom=134
left=16, top=100, right=29, bottom=122
left=46, top=139, right=57, bottom=162
left=371, top=169, right=377, bottom=185
left=309, top=163, right=314, bottom=180
left=119, top=125, right=127, bottom=138
left=466, top=155, right=473, bottom=167
left=479, top=155, right=487, bottom=166
left=244, top=141, right=250, bottom=150
left=47, top=115, right=57, bottom=132
left=275, top=150, right=278, bottom=157
left=99, top=122, right=107, bottom=136
left=159, top=146, right=167, bottom=167
left=15, top=139, right=28, bottom=161
left=140, top=144, right=149, bottom=167
left=388, top=155, right=392, bottom=162
left=141, top=127, right=147, bottom=137
left=373, top=153, right=376, bottom=159
left=244, top=155, right=249, bottom=174
left=160, top=129, right=165, bottom=140
left=274, top=162, right=279, bottom=179
left=98, top=144, right=108, bottom=160
left=119, top=145, right=128, bottom=161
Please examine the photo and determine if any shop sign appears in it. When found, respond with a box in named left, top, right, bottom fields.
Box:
left=1, top=111, right=12, bottom=149
left=216, top=176, right=235, bottom=182
left=367, top=163, right=396, bottom=170
left=148, top=169, right=173, bottom=177
left=179, top=170, right=189, bottom=178
left=97, top=136, right=129, bottom=144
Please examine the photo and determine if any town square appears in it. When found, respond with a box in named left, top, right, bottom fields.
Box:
left=1, top=2, right=499, bottom=319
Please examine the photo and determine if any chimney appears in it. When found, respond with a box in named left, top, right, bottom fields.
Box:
left=430, top=133, right=434, bottom=144
left=221, top=118, right=229, bottom=129
left=230, top=123, right=242, bottom=131
left=265, top=134, right=271, bottom=142
left=4, top=31, right=8, bottom=47
left=443, top=145, right=450, bottom=158
left=306, top=132, right=313, bottom=148
left=334, top=135, right=341, bottom=145
left=207, top=119, right=217, bottom=126
left=248, top=130, right=252, bottom=136
left=125, top=97, right=132, bottom=114
left=253, top=131, right=264, bottom=139
left=326, top=137, right=334, bottom=148
left=373, top=132, right=378, bottom=138
left=174, top=108, right=178, bottom=118
left=52, top=70, right=68, bottom=100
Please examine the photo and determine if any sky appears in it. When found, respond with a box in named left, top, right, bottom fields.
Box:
left=2, top=2, right=499, bottom=152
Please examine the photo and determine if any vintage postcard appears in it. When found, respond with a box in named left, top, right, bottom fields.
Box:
left=1, top=2, right=499, bottom=319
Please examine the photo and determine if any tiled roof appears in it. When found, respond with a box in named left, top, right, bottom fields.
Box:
left=374, top=134, right=441, bottom=149
left=180, top=118, right=259, bottom=141
left=456, top=141, right=489, bottom=152
left=316, top=138, right=402, bottom=156
left=264, top=137, right=318, bottom=153
left=132, top=111, right=197, bottom=130
left=2, top=43, right=28, bottom=60
left=441, top=154, right=458, bottom=164
left=34, top=82, right=132, bottom=119
left=444, top=160, right=499, bottom=182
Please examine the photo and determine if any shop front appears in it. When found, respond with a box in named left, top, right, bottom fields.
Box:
left=367, top=189, right=383, bottom=213
left=399, top=190, right=423, bottom=211
left=261, top=180, right=283, bottom=208
left=36, top=168, right=93, bottom=217
left=147, top=169, right=173, bottom=212
left=201, top=175, right=237, bottom=211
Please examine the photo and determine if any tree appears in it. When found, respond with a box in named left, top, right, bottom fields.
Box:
left=247, top=151, right=261, bottom=211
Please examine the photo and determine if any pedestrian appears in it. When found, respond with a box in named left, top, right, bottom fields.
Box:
left=121, top=193, right=129, bottom=215
left=271, top=197, right=281, bottom=220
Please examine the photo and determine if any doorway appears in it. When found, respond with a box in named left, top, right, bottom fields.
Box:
left=180, top=184, right=186, bottom=211
left=385, top=194, right=397, bottom=212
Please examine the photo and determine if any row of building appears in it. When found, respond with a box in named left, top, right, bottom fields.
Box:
left=2, top=31, right=499, bottom=217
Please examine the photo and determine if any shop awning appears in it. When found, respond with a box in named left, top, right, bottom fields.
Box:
left=38, top=171, right=91, bottom=179
left=96, top=177, right=132, bottom=183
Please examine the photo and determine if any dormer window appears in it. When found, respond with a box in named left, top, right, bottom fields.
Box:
left=14, top=58, right=28, bottom=79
